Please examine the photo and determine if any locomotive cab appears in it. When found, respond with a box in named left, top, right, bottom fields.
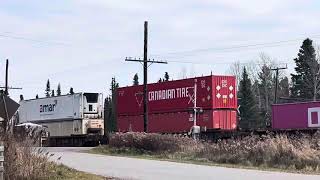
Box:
left=83, top=93, right=104, bottom=135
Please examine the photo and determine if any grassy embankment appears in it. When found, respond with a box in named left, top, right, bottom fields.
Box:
left=3, top=136, right=106, bottom=180
left=90, top=132, right=320, bottom=174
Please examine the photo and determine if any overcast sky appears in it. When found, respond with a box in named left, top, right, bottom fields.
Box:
left=0, top=0, right=320, bottom=101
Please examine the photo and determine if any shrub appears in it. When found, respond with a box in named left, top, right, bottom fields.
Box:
left=107, top=132, right=320, bottom=172
left=109, top=132, right=199, bottom=153
left=3, top=135, right=55, bottom=180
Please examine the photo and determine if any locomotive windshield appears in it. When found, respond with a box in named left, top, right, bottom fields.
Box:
left=84, top=93, right=99, bottom=103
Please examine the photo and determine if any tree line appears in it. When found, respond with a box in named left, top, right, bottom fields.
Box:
left=237, top=38, right=320, bottom=129
left=19, top=80, right=76, bottom=101
left=132, top=72, right=170, bottom=86
left=33, top=79, right=75, bottom=99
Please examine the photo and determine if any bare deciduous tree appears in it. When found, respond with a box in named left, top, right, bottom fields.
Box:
left=228, top=61, right=242, bottom=88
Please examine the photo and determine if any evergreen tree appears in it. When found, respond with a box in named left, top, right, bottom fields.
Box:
left=105, top=77, right=119, bottom=133
left=133, top=73, right=139, bottom=85
left=36, top=94, right=39, bottom=99
left=69, top=87, right=74, bottom=94
left=57, top=83, right=61, bottom=96
left=291, top=38, right=319, bottom=100
left=104, top=97, right=112, bottom=134
left=45, top=79, right=51, bottom=97
left=164, top=72, right=169, bottom=82
left=104, top=97, right=108, bottom=135
left=51, top=90, right=55, bottom=97
left=238, top=67, right=260, bottom=129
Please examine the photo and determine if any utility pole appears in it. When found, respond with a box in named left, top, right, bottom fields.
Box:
left=5, top=59, right=8, bottom=96
left=143, top=21, right=148, bottom=134
left=0, top=59, right=21, bottom=180
left=125, top=21, right=167, bottom=132
left=271, top=65, right=287, bottom=104
left=0, top=59, right=22, bottom=94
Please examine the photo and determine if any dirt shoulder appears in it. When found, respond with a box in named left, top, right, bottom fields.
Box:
left=48, top=164, right=108, bottom=180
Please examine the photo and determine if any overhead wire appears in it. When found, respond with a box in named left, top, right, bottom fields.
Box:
left=150, top=34, right=320, bottom=58
left=0, top=30, right=315, bottom=74
left=0, top=32, right=71, bottom=46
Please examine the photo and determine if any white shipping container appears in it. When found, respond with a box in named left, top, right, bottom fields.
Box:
left=19, top=93, right=82, bottom=123
left=19, top=93, right=104, bottom=137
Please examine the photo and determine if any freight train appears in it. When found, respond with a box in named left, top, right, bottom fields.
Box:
left=18, top=93, right=105, bottom=146
left=17, top=75, right=320, bottom=146
left=117, top=74, right=320, bottom=138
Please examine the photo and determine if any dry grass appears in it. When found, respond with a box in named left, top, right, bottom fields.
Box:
left=2, top=135, right=106, bottom=180
left=5, top=139, right=52, bottom=179
left=109, top=132, right=197, bottom=153
left=48, top=164, right=107, bottom=180
left=95, top=132, right=320, bottom=173
left=0, top=126, right=107, bottom=180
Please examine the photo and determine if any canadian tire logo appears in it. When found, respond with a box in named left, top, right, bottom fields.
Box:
left=135, top=92, right=143, bottom=107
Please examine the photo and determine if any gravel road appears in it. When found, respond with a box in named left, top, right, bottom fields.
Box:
left=46, top=147, right=320, bottom=180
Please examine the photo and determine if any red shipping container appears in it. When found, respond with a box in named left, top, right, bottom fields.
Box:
left=117, top=109, right=237, bottom=133
left=116, top=75, right=237, bottom=133
left=117, top=75, right=237, bottom=116
left=272, top=102, right=320, bottom=130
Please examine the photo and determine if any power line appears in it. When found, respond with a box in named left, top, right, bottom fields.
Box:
left=151, top=34, right=320, bottom=58
left=168, top=60, right=294, bottom=65
left=0, top=30, right=309, bottom=79
left=0, top=33, right=70, bottom=46
left=1, top=30, right=319, bottom=55
left=156, top=42, right=301, bottom=60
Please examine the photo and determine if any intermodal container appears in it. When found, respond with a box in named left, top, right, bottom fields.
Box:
left=19, top=93, right=104, bottom=136
left=117, top=75, right=237, bottom=116
left=117, top=75, right=237, bottom=133
left=117, top=109, right=237, bottom=133
left=272, top=101, right=320, bottom=129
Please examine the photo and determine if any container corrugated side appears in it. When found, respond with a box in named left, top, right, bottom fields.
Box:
left=117, top=76, right=214, bottom=116
left=212, top=110, right=237, bottom=130
left=117, top=109, right=236, bottom=133
left=118, top=110, right=212, bottom=133
left=19, top=93, right=82, bottom=123
left=212, top=76, right=237, bottom=109
left=272, top=101, right=320, bottom=129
